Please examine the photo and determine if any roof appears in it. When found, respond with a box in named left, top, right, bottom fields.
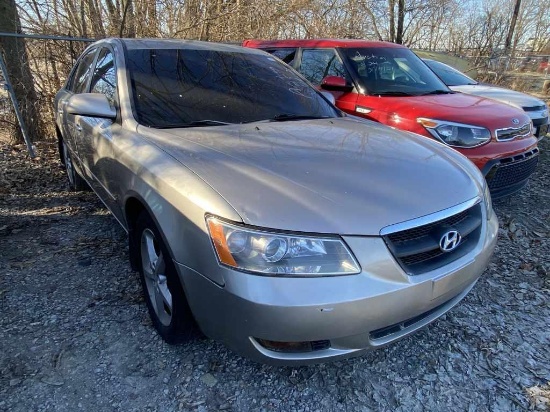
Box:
left=242, top=39, right=406, bottom=49
left=91, top=38, right=265, bottom=54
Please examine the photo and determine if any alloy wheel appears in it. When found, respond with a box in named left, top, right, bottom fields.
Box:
left=140, top=228, right=173, bottom=326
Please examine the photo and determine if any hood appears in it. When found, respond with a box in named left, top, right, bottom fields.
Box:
left=450, top=84, right=547, bottom=112
left=140, top=118, right=482, bottom=235
left=372, top=93, right=532, bottom=130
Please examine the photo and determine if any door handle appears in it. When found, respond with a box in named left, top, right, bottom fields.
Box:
left=75, top=125, right=83, bottom=132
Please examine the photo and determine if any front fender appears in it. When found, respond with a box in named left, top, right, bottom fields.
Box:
left=117, top=133, right=242, bottom=287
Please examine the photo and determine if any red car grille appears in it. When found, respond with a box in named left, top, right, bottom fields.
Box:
left=495, top=123, right=532, bottom=141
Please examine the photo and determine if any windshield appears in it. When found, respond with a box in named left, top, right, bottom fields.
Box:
left=126, top=48, right=339, bottom=127
left=340, top=47, right=451, bottom=96
left=424, top=60, right=478, bottom=87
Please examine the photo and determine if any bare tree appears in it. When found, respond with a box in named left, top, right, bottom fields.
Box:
left=504, top=0, right=521, bottom=54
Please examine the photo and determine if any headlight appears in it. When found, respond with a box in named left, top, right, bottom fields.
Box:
left=483, top=184, right=493, bottom=220
left=418, top=118, right=491, bottom=148
left=206, top=217, right=360, bottom=276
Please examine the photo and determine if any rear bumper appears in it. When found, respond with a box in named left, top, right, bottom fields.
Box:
left=175, top=211, right=498, bottom=365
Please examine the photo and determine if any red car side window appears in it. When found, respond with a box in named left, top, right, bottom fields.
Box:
left=299, top=49, right=349, bottom=85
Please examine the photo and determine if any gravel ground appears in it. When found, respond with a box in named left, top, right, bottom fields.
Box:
left=0, top=137, right=549, bottom=412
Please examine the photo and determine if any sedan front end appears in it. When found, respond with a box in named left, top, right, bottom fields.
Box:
left=177, top=197, right=497, bottom=365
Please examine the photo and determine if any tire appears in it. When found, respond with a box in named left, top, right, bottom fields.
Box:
left=135, top=211, right=200, bottom=344
left=61, top=139, right=88, bottom=191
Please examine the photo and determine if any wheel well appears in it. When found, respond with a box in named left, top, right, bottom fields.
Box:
left=125, top=197, right=147, bottom=271
left=125, top=197, right=147, bottom=232
left=56, top=126, right=64, bottom=164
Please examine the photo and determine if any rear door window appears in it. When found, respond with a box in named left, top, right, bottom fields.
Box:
left=299, top=49, right=349, bottom=85
left=264, top=48, right=297, bottom=66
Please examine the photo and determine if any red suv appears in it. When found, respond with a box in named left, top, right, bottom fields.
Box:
left=243, top=39, right=539, bottom=198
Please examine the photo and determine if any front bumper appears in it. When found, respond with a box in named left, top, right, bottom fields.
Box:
left=454, top=137, right=539, bottom=198
left=531, top=117, right=548, bottom=141
left=175, top=211, right=498, bottom=365
left=482, top=147, right=540, bottom=199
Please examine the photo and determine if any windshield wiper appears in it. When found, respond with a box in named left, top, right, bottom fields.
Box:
left=269, top=114, right=331, bottom=122
left=374, top=91, right=415, bottom=96
left=156, top=120, right=232, bottom=129
left=419, top=90, right=454, bottom=95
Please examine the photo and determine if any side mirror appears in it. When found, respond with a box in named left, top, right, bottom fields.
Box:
left=66, top=93, right=117, bottom=119
left=320, top=91, right=336, bottom=105
left=321, top=76, right=353, bottom=92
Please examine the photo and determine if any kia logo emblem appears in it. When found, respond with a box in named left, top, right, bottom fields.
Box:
left=512, top=118, right=520, bottom=125
left=440, top=230, right=461, bottom=252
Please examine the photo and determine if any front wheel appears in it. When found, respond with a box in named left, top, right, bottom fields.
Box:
left=135, top=211, right=200, bottom=343
left=61, top=139, right=88, bottom=191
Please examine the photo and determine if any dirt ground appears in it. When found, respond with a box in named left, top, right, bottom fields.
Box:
left=0, top=135, right=549, bottom=411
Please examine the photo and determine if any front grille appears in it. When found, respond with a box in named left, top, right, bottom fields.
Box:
left=495, top=122, right=532, bottom=141
left=386, top=209, right=468, bottom=243
left=486, top=148, right=539, bottom=193
left=384, top=203, right=483, bottom=276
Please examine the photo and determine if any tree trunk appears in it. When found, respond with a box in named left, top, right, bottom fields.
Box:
left=395, top=0, right=405, bottom=44
left=504, top=0, right=521, bottom=55
left=388, top=0, right=396, bottom=42
left=0, top=0, right=44, bottom=143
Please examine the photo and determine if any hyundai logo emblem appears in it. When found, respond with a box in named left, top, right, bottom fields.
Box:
left=439, top=230, right=461, bottom=252
left=511, top=118, right=520, bottom=125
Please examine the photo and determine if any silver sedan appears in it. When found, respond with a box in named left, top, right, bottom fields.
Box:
left=424, top=59, right=549, bottom=140
left=55, top=39, right=498, bottom=365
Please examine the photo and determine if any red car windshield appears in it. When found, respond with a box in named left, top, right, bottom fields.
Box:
left=340, top=47, right=452, bottom=96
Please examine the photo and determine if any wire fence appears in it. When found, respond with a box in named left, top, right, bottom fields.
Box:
left=467, top=54, right=550, bottom=80
left=456, top=53, right=550, bottom=97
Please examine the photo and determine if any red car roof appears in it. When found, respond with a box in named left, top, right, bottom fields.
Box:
left=242, top=39, right=406, bottom=49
